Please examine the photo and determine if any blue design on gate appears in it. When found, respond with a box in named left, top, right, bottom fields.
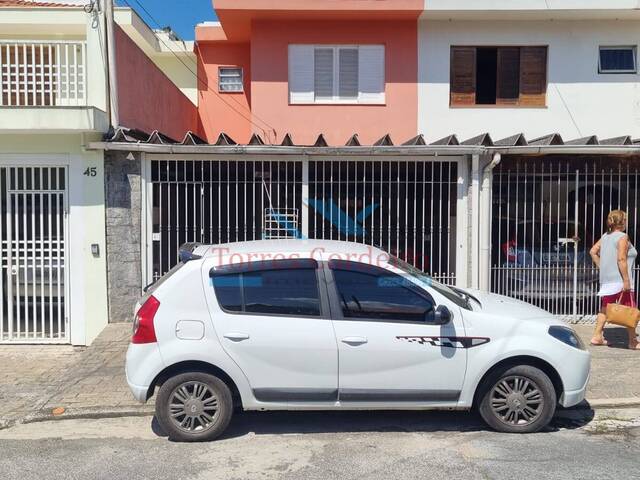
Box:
left=263, top=199, right=379, bottom=240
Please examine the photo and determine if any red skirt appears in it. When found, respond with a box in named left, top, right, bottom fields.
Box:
left=601, top=291, right=636, bottom=309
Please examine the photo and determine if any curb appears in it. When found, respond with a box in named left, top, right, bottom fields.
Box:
left=0, top=404, right=154, bottom=430
left=585, top=397, right=640, bottom=409
left=2, top=398, right=640, bottom=430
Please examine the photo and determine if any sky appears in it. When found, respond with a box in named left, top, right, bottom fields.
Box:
left=116, top=0, right=217, bottom=40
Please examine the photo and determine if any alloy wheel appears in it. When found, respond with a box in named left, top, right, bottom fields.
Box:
left=489, top=375, right=544, bottom=426
left=168, top=381, right=220, bottom=433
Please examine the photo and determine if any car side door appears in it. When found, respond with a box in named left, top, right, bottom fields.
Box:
left=326, top=260, right=467, bottom=405
left=205, top=258, right=338, bottom=404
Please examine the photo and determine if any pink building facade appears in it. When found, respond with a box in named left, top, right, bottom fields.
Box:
left=196, top=0, right=422, bottom=145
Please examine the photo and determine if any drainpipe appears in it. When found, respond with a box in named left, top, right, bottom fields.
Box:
left=479, top=152, right=501, bottom=292
left=105, top=0, right=119, bottom=128
left=470, top=154, right=481, bottom=290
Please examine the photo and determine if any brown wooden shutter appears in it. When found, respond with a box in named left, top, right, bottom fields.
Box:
left=496, top=47, right=520, bottom=105
left=450, top=47, right=476, bottom=106
left=519, top=46, right=547, bottom=107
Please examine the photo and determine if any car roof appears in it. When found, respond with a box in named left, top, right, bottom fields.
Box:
left=194, top=239, right=388, bottom=263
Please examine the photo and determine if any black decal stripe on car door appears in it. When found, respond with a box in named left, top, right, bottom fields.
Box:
left=396, top=336, right=490, bottom=348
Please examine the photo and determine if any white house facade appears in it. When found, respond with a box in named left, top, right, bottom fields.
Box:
left=417, top=1, right=640, bottom=321
left=0, top=1, right=196, bottom=345
left=419, top=4, right=640, bottom=142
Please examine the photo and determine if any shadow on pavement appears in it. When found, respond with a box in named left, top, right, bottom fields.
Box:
left=604, top=327, right=636, bottom=349
left=550, top=403, right=596, bottom=431
left=149, top=407, right=596, bottom=440
left=151, top=416, right=168, bottom=437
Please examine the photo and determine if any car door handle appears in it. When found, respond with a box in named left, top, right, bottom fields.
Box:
left=223, top=332, right=250, bottom=342
left=341, top=336, right=368, bottom=346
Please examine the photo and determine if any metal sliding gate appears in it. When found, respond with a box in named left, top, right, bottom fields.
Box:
left=491, top=156, right=640, bottom=320
left=149, top=158, right=459, bottom=285
left=1, top=166, right=68, bottom=342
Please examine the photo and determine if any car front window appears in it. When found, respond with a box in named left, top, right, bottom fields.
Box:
left=387, top=256, right=472, bottom=311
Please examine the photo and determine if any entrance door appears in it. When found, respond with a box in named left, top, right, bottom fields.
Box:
left=1, top=166, right=68, bottom=343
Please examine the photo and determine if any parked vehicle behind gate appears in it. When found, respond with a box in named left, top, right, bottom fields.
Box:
left=126, top=240, right=590, bottom=442
left=496, top=220, right=598, bottom=304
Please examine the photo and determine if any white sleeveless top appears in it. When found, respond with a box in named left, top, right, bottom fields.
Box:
left=598, top=231, right=637, bottom=296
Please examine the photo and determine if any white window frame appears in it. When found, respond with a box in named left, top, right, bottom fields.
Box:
left=598, top=46, right=637, bottom=74
left=289, top=44, right=385, bottom=105
left=218, top=66, right=244, bottom=93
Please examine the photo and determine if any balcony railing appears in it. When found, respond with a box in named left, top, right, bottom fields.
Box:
left=0, top=40, right=87, bottom=107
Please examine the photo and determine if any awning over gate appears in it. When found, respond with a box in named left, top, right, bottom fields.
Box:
left=90, top=127, right=640, bottom=156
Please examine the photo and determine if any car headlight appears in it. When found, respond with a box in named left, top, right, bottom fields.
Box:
left=548, top=326, right=586, bottom=350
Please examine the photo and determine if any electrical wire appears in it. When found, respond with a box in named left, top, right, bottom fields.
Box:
left=122, top=0, right=277, bottom=141
left=119, top=0, right=270, bottom=140
left=553, top=84, right=583, bottom=138
left=129, top=0, right=276, bottom=132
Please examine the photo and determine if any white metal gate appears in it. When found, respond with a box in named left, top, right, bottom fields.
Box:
left=308, top=159, right=458, bottom=283
left=150, top=159, right=303, bottom=281
left=1, top=166, right=68, bottom=343
left=491, top=156, right=640, bottom=320
left=148, top=158, right=459, bottom=284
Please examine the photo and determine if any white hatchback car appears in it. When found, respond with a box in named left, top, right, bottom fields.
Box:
left=126, top=240, right=590, bottom=442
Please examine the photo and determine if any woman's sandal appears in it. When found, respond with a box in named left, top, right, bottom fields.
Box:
left=590, top=338, right=608, bottom=346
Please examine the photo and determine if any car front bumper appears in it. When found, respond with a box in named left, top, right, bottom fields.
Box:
left=559, top=372, right=589, bottom=407
left=557, top=347, right=591, bottom=408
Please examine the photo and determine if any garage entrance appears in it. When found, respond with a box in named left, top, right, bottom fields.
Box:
left=491, top=155, right=640, bottom=320
left=148, top=158, right=460, bottom=285
left=0, top=166, right=68, bottom=342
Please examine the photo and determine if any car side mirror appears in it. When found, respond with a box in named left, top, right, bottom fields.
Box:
left=432, top=305, right=452, bottom=325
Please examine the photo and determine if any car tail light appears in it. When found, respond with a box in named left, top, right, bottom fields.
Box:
left=132, top=295, right=160, bottom=344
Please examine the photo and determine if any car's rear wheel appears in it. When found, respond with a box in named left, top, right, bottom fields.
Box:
left=156, top=372, right=233, bottom=442
left=478, top=365, right=557, bottom=433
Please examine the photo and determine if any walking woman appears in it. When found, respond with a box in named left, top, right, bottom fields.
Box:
left=590, top=210, right=640, bottom=349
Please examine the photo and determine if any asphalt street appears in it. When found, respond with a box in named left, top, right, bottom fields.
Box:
left=1, top=407, right=639, bottom=480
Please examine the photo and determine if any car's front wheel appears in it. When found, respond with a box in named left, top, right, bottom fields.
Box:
left=156, top=372, right=233, bottom=442
left=478, top=365, right=557, bottom=433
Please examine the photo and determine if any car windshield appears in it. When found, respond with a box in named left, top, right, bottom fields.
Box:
left=387, top=256, right=472, bottom=310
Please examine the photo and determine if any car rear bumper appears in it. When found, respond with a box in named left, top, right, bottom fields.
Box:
left=126, top=379, right=150, bottom=403
left=125, top=342, right=164, bottom=404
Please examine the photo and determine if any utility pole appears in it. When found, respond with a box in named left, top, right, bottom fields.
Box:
left=105, top=0, right=119, bottom=128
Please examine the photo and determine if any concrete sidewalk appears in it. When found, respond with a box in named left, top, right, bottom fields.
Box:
left=575, top=324, right=640, bottom=404
left=0, top=325, right=152, bottom=429
left=0, top=323, right=638, bottom=428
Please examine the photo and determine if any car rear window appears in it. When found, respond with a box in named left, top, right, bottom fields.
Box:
left=212, top=265, right=321, bottom=317
left=140, top=262, right=186, bottom=303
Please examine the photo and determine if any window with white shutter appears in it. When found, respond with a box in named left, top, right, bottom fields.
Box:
left=338, top=48, right=359, bottom=99
left=289, top=45, right=385, bottom=104
left=358, top=45, right=385, bottom=104
left=314, top=48, right=334, bottom=101
left=289, top=45, right=315, bottom=104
